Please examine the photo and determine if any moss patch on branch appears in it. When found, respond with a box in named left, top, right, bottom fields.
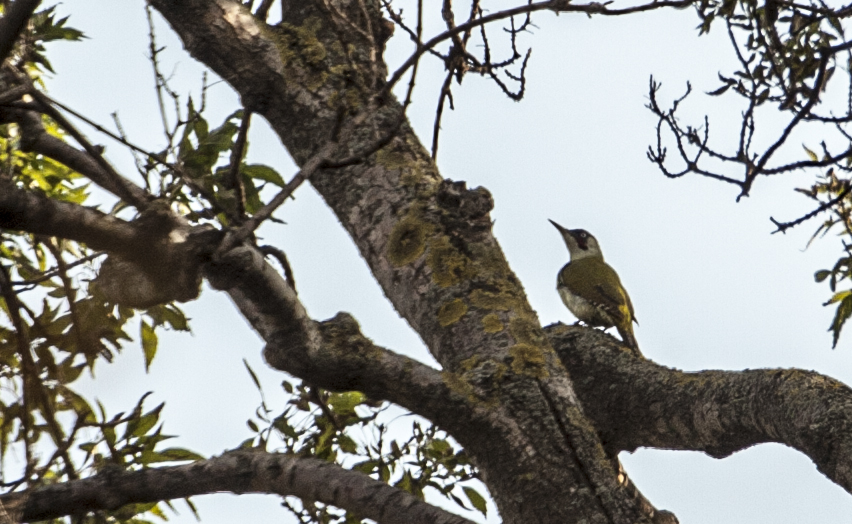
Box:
left=481, top=313, right=504, bottom=333
left=509, top=343, right=548, bottom=379
left=437, top=298, right=468, bottom=327
left=387, top=215, right=428, bottom=266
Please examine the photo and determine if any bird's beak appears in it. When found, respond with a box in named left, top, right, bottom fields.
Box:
left=548, top=219, right=569, bottom=235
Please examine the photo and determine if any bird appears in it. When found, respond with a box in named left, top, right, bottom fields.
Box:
left=549, top=219, right=640, bottom=353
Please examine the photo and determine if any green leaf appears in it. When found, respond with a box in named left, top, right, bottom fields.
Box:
left=338, top=434, right=358, bottom=454
left=241, top=173, right=263, bottom=214
left=328, top=391, right=365, bottom=416
left=816, top=270, right=832, bottom=283
left=351, top=459, right=377, bottom=474
left=274, top=420, right=298, bottom=439
left=804, top=145, right=818, bottom=162
left=141, top=321, right=158, bottom=372
left=462, top=486, right=488, bottom=516
left=148, top=447, right=204, bottom=463
left=184, top=498, right=200, bottom=521
left=241, top=164, right=286, bottom=187
left=145, top=304, right=190, bottom=332
left=824, top=290, right=851, bottom=305
left=395, top=470, right=414, bottom=494
left=128, top=403, right=164, bottom=438
left=247, top=419, right=259, bottom=432
left=243, top=359, right=263, bottom=393
left=828, top=293, right=852, bottom=348
left=706, top=83, right=731, bottom=96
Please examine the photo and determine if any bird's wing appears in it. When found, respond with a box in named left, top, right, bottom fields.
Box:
left=625, top=287, right=638, bottom=325
left=593, top=281, right=631, bottom=326
left=597, top=262, right=637, bottom=325
left=561, top=261, right=632, bottom=324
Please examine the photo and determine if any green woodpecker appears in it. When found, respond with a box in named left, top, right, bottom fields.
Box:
left=549, top=220, right=639, bottom=352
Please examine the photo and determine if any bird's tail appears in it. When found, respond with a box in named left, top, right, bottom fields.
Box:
left=617, top=324, right=643, bottom=357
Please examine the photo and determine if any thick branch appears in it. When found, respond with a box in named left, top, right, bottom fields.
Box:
left=0, top=183, right=139, bottom=253
left=206, top=245, right=475, bottom=427
left=8, top=450, right=475, bottom=524
left=548, top=323, right=852, bottom=495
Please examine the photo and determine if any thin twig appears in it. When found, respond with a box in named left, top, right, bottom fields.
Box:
left=0, top=264, right=34, bottom=482
left=382, top=0, right=694, bottom=96
left=226, top=110, right=252, bottom=222
left=260, top=245, right=296, bottom=293
left=216, top=141, right=337, bottom=256
left=771, top=182, right=852, bottom=233
left=11, top=251, right=105, bottom=287
left=255, top=0, right=274, bottom=21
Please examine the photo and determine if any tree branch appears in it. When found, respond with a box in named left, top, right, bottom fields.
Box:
left=206, top=245, right=476, bottom=427
left=0, top=106, right=151, bottom=207
left=0, top=0, right=41, bottom=64
left=0, top=183, right=139, bottom=253
left=9, top=450, right=476, bottom=524
left=548, top=323, right=852, bottom=495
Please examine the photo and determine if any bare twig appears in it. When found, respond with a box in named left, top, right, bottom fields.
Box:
left=432, top=71, right=454, bottom=159
left=259, top=244, right=296, bottom=293
left=11, top=251, right=105, bottom=287
left=383, top=0, right=695, bottom=96
left=255, top=0, right=274, bottom=21
left=0, top=263, right=34, bottom=481
left=225, top=110, right=251, bottom=221
left=216, top=141, right=337, bottom=256
left=771, top=181, right=852, bottom=233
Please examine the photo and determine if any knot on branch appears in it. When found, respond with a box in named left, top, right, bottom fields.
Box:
left=94, top=204, right=221, bottom=308
left=205, top=243, right=266, bottom=292
left=436, top=179, right=494, bottom=220
left=317, top=312, right=367, bottom=351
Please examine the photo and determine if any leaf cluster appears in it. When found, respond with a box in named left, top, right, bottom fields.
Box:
left=0, top=112, right=199, bottom=522
left=241, top=367, right=487, bottom=523
left=0, top=5, right=85, bottom=75
left=801, top=167, right=852, bottom=346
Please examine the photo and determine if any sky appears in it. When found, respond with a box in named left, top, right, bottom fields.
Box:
left=33, top=0, right=852, bottom=522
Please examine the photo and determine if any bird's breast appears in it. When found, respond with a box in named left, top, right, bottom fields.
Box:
left=557, top=286, right=615, bottom=328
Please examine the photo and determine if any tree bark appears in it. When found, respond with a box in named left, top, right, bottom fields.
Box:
left=549, top=323, right=852, bottom=493
left=5, top=450, right=475, bottom=524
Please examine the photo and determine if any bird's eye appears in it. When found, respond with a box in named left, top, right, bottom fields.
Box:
left=580, top=232, right=587, bottom=238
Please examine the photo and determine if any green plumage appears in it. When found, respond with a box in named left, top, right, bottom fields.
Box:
left=557, top=257, right=636, bottom=329
left=548, top=220, right=640, bottom=353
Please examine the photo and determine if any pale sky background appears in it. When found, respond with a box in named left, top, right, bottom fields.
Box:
left=32, top=0, right=852, bottom=522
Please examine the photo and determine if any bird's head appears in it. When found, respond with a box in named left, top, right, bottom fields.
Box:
left=548, top=219, right=603, bottom=261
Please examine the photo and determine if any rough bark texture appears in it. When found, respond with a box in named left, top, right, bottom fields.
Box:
left=7, top=450, right=475, bottom=524
left=548, top=323, right=852, bottom=492
left=0, top=183, right=139, bottom=252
